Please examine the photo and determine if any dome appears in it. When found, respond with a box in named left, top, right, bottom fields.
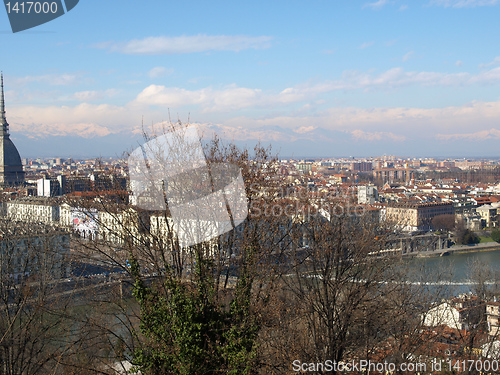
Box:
left=0, top=73, right=25, bottom=186
left=0, top=137, right=22, bottom=167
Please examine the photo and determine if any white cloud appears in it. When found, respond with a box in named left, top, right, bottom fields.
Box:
left=72, top=91, right=100, bottom=101
left=326, top=100, right=500, bottom=137
left=352, top=129, right=406, bottom=142
left=6, top=95, right=500, bottom=148
left=15, top=73, right=85, bottom=86
left=363, top=0, right=390, bottom=9
left=72, top=89, right=119, bottom=101
left=131, top=66, right=500, bottom=113
left=322, top=49, right=335, bottom=55
left=9, top=103, right=140, bottom=138
left=148, top=67, right=174, bottom=78
left=358, top=41, right=375, bottom=49
left=195, top=123, right=306, bottom=143
left=95, top=35, right=273, bottom=55
left=469, top=66, right=500, bottom=83
left=436, top=128, right=500, bottom=141
left=297, top=68, right=465, bottom=92
left=134, top=85, right=212, bottom=108
left=431, top=0, right=499, bottom=7
left=7, top=65, right=500, bottom=145
left=16, top=119, right=113, bottom=139
left=479, top=56, right=500, bottom=69
left=456, top=60, right=463, bottom=67
left=300, top=66, right=500, bottom=92
left=220, top=99, right=500, bottom=142
left=133, top=84, right=307, bottom=112
left=294, top=126, right=317, bottom=134
left=402, top=51, right=414, bottom=62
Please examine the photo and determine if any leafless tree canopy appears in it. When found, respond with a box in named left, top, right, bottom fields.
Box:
left=1, top=125, right=488, bottom=374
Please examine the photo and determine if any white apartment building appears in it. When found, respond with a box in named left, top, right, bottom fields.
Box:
left=3, top=197, right=59, bottom=224
left=422, top=295, right=484, bottom=331
left=357, top=185, right=378, bottom=205
left=476, top=204, right=498, bottom=228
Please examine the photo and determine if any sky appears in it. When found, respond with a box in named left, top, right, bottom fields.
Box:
left=1, top=0, right=500, bottom=158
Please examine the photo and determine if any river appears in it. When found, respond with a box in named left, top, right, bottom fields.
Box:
left=404, top=249, right=500, bottom=296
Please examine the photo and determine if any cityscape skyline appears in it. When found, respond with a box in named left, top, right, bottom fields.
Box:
left=1, top=1, right=500, bottom=157
left=2, top=2, right=500, bottom=369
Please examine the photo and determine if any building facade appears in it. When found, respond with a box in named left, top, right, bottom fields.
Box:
left=386, top=201, right=454, bottom=231
left=357, top=185, right=379, bottom=204
left=350, top=162, right=373, bottom=172
left=476, top=204, right=498, bottom=228
left=3, top=197, right=60, bottom=223
left=423, top=295, right=484, bottom=331
left=487, top=301, right=500, bottom=338
left=373, top=168, right=413, bottom=184
left=37, top=176, right=65, bottom=197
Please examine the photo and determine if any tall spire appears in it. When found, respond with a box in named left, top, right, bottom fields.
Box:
left=1, top=73, right=5, bottom=120
left=0, top=73, right=9, bottom=137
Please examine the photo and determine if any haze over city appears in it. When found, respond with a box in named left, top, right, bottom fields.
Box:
left=1, top=0, right=500, bottom=157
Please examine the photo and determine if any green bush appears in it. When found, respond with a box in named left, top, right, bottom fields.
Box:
left=492, top=230, right=500, bottom=243
left=463, top=232, right=480, bottom=245
left=455, top=228, right=480, bottom=245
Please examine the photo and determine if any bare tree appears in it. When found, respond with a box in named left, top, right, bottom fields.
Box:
left=0, top=217, right=79, bottom=375
left=432, top=214, right=456, bottom=232
left=58, top=123, right=294, bottom=374
left=54, top=123, right=468, bottom=374
left=285, top=212, right=399, bottom=364
left=255, top=188, right=463, bottom=374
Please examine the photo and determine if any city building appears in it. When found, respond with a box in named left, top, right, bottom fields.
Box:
left=37, top=176, right=65, bottom=197
left=423, top=295, right=484, bottom=331
left=386, top=201, right=454, bottom=231
left=357, top=185, right=379, bottom=204
left=350, top=162, right=373, bottom=172
left=60, top=203, right=99, bottom=240
left=486, top=301, right=500, bottom=338
left=458, top=211, right=483, bottom=231
left=295, top=162, right=313, bottom=173
left=2, top=197, right=60, bottom=224
left=0, top=74, right=24, bottom=186
left=149, top=212, right=221, bottom=255
left=373, top=168, right=411, bottom=183
left=455, top=160, right=484, bottom=170
left=332, top=174, right=347, bottom=183
left=476, top=204, right=498, bottom=228
left=98, top=207, right=139, bottom=244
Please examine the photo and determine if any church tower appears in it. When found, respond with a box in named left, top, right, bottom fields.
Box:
left=0, top=73, right=25, bottom=186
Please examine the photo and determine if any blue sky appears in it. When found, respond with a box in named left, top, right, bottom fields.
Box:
left=1, top=0, right=500, bottom=158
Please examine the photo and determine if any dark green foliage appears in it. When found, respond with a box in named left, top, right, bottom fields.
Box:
left=129, top=250, right=258, bottom=375
left=492, top=229, right=500, bottom=243
left=455, top=228, right=480, bottom=245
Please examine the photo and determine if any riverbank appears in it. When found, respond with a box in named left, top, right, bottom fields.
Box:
left=406, top=242, right=500, bottom=258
